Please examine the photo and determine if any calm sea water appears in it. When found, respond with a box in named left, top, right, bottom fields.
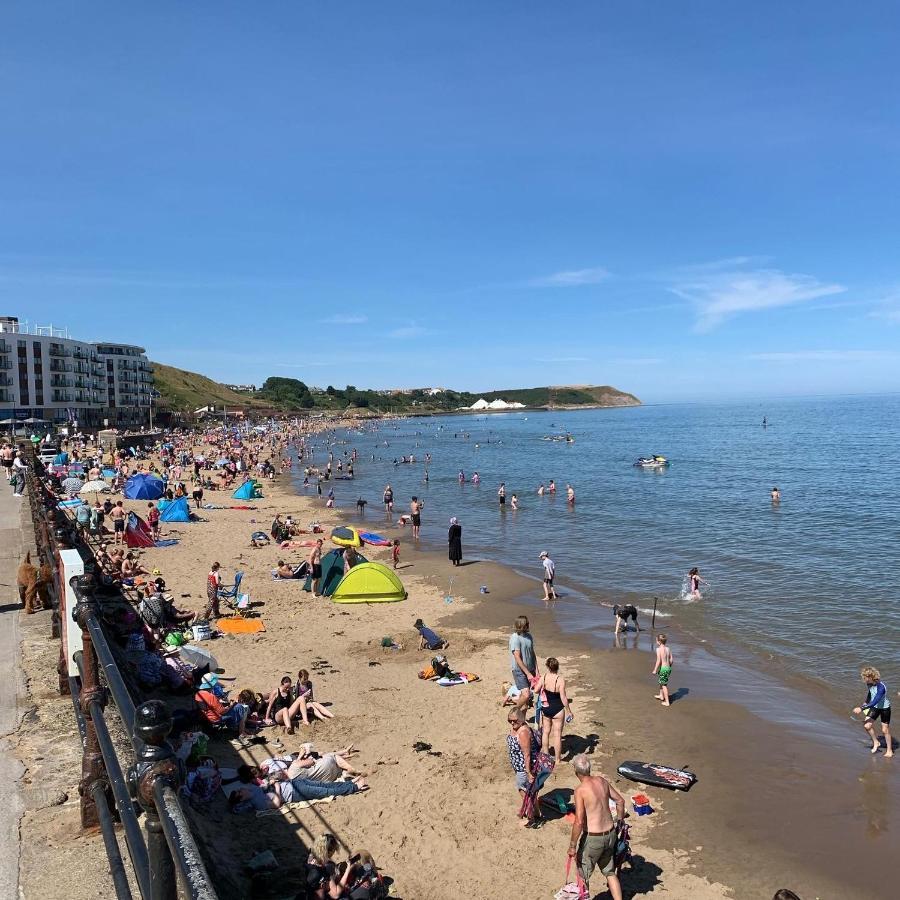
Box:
left=303, top=397, right=900, bottom=710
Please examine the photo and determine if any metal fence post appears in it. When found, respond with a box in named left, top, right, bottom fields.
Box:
left=129, top=700, right=181, bottom=900
left=72, top=573, right=108, bottom=830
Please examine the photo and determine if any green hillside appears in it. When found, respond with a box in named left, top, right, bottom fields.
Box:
left=481, top=385, right=641, bottom=408
left=152, top=362, right=640, bottom=414
left=151, top=362, right=275, bottom=411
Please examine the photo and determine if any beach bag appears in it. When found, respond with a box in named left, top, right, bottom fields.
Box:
left=192, top=623, right=213, bottom=641
left=554, top=859, right=588, bottom=900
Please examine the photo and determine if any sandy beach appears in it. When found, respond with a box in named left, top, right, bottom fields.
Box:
left=76, top=428, right=892, bottom=900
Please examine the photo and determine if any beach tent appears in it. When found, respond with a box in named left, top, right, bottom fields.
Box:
left=332, top=562, right=407, bottom=604
left=158, top=496, right=191, bottom=523
left=124, top=473, right=165, bottom=500
left=232, top=480, right=263, bottom=500
left=125, top=512, right=155, bottom=548
left=303, top=548, right=367, bottom=597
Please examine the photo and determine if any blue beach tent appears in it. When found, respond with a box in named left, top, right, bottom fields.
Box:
left=232, top=480, right=263, bottom=500
left=158, top=496, right=191, bottom=523
left=124, top=473, right=165, bottom=500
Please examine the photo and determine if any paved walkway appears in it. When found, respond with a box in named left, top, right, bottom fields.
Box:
left=0, top=482, right=25, bottom=897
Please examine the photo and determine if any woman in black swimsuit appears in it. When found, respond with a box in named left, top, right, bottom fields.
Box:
left=535, top=657, right=573, bottom=762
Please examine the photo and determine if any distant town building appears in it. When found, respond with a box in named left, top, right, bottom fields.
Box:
left=0, top=316, right=153, bottom=428
left=224, top=384, right=257, bottom=393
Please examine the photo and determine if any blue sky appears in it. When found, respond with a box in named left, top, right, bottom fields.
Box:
left=2, top=2, right=900, bottom=401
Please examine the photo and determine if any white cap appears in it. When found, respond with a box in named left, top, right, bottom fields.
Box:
left=539, top=551, right=548, bottom=558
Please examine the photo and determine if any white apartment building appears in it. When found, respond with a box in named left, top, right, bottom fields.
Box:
left=0, top=316, right=153, bottom=428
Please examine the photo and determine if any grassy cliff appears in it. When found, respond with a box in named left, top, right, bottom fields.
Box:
left=151, top=363, right=640, bottom=414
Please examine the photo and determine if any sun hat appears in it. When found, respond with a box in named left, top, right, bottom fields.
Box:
left=200, top=673, right=219, bottom=688
left=539, top=551, right=548, bottom=558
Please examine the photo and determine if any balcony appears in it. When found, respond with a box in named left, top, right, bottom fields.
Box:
left=0, top=340, right=9, bottom=353
left=0, top=374, right=11, bottom=386
left=72, top=347, right=89, bottom=360
left=73, top=362, right=91, bottom=375
left=0, top=359, right=11, bottom=371
left=0, top=389, right=10, bottom=403
left=48, top=344, right=71, bottom=358
left=52, top=391, right=73, bottom=403
left=50, top=375, right=72, bottom=388
left=49, top=360, right=72, bottom=373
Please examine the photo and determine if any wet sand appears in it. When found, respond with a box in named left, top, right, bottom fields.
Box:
left=110, top=439, right=897, bottom=900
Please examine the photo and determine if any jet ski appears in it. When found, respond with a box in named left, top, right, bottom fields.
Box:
left=634, top=455, right=669, bottom=469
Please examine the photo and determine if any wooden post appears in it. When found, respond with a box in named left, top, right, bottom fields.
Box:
left=652, top=597, right=658, bottom=629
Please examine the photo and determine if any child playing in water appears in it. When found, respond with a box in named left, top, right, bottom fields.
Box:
left=653, top=633, right=673, bottom=706
left=392, top=539, right=401, bottom=569
left=853, top=666, right=893, bottom=758
left=687, top=567, right=707, bottom=599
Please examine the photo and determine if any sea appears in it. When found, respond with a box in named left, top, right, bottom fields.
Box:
left=299, top=395, right=900, bottom=717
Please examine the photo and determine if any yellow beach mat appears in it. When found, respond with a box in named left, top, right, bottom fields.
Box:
left=217, top=617, right=266, bottom=634
left=332, top=562, right=407, bottom=603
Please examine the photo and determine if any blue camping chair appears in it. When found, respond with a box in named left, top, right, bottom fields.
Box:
left=217, top=571, right=243, bottom=600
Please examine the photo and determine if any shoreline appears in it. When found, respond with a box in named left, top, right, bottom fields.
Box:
left=292, top=431, right=899, bottom=898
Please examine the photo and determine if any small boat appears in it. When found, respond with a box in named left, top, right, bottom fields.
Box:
left=634, top=455, right=669, bottom=469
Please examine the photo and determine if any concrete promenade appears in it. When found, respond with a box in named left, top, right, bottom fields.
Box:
left=0, top=479, right=28, bottom=897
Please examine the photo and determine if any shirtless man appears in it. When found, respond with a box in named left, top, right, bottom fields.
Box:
left=308, top=539, right=323, bottom=596
left=410, top=496, right=422, bottom=540
left=568, top=754, right=624, bottom=900
left=110, top=500, right=127, bottom=546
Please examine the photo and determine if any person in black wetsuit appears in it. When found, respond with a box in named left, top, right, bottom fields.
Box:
left=613, top=604, right=641, bottom=635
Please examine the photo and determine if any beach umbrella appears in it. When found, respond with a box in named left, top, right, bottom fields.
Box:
left=178, top=645, right=219, bottom=672
left=61, top=476, right=85, bottom=495
left=80, top=480, right=110, bottom=494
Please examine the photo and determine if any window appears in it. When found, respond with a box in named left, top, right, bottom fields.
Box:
left=32, top=341, right=41, bottom=357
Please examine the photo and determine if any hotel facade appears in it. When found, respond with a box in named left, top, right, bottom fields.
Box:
left=0, top=316, right=153, bottom=428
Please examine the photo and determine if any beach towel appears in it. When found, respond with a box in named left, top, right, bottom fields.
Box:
left=255, top=794, right=336, bottom=817
left=518, top=752, right=555, bottom=822
left=154, top=539, right=180, bottom=548
left=436, top=672, right=480, bottom=686
left=217, top=617, right=265, bottom=635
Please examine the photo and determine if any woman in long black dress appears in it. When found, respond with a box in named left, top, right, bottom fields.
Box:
left=448, top=516, right=463, bottom=566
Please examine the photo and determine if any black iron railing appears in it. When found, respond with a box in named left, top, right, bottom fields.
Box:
left=25, top=453, right=219, bottom=900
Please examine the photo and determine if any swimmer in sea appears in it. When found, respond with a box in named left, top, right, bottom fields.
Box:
left=458, top=470, right=465, bottom=484
left=548, top=480, right=556, bottom=494
left=687, top=567, right=707, bottom=599
left=537, top=483, right=545, bottom=496
left=771, top=487, right=780, bottom=503
left=566, top=484, right=575, bottom=505
left=511, top=494, right=519, bottom=510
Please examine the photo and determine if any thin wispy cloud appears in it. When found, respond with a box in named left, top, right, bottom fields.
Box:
left=671, top=265, right=845, bottom=331
left=319, top=314, right=368, bottom=325
left=748, top=350, right=895, bottom=363
left=387, top=322, right=432, bottom=339
left=529, top=267, right=610, bottom=288
left=867, top=291, right=900, bottom=323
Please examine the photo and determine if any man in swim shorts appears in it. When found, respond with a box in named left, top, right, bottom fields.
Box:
left=653, top=633, right=673, bottom=707
left=568, top=754, right=624, bottom=900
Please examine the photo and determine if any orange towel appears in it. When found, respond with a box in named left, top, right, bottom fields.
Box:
left=217, top=618, right=265, bottom=634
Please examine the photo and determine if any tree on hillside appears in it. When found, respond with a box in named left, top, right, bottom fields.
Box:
left=258, top=377, right=311, bottom=407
